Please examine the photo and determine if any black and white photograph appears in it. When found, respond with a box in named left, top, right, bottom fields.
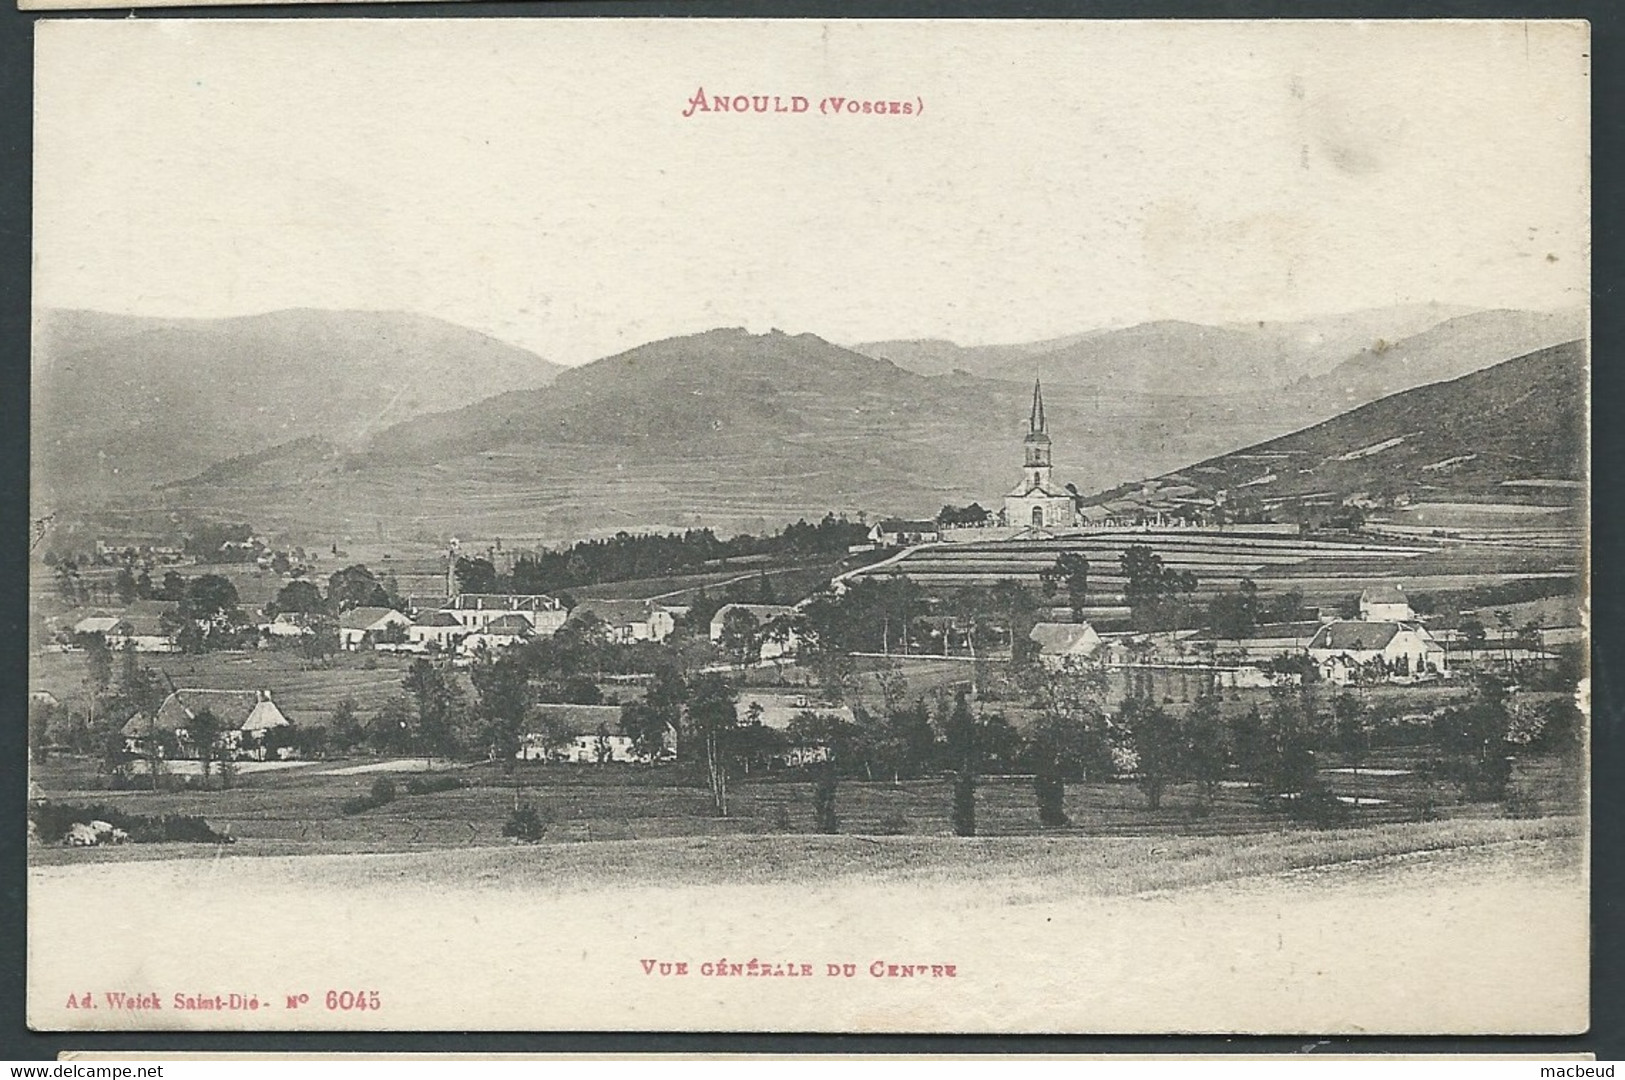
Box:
left=25, top=18, right=1590, bottom=1033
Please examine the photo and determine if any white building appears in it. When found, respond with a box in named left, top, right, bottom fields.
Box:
left=442, top=593, right=568, bottom=635
left=1306, top=620, right=1448, bottom=684
left=337, top=606, right=412, bottom=650
left=710, top=603, right=801, bottom=659
left=567, top=600, right=677, bottom=644
left=1359, top=584, right=1416, bottom=622
left=1029, top=621, right=1103, bottom=669
left=1002, top=379, right=1079, bottom=531
left=407, top=610, right=466, bottom=652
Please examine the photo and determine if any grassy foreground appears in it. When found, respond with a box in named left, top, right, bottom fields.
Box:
left=32, top=814, right=1582, bottom=900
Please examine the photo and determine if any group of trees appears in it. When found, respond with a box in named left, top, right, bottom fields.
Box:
left=452, top=514, right=870, bottom=597
left=1205, top=579, right=1308, bottom=639
left=1120, top=544, right=1201, bottom=631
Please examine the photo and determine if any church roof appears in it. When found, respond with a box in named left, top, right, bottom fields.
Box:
left=1029, top=377, right=1047, bottom=434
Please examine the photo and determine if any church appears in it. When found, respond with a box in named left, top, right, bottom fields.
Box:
left=1002, top=379, right=1080, bottom=531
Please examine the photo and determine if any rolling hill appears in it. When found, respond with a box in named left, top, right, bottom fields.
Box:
left=32, top=308, right=564, bottom=505
left=1098, top=338, right=1588, bottom=517
left=855, top=304, right=1581, bottom=409
left=144, top=328, right=1318, bottom=544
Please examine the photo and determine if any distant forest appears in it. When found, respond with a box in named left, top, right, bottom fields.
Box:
left=455, top=513, right=870, bottom=595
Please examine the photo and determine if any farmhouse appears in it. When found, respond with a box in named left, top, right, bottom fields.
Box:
left=259, top=612, right=313, bottom=639
left=458, top=613, right=535, bottom=655
left=72, top=611, right=122, bottom=636
left=1002, top=379, right=1080, bottom=531
left=1029, top=621, right=1103, bottom=669
left=122, top=688, right=291, bottom=761
left=1306, top=620, right=1448, bottom=684
left=870, top=519, right=940, bottom=547
left=710, top=603, right=801, bottom=659
left=515, top=703, right=676, bottom=763
left=337, top=606, right=412, bottom=650
left=113, top=600, right=180, bottom=652
left=443, top=593, right=568, bottom=636
left=737, top=691, right=855, bottom=731
left=567, top=600, right=676, bottom=644
left=405, top=610, right=465, bottom=651
left=1359, top=584, right=1416, bottom=622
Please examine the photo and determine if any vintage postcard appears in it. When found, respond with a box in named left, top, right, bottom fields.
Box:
left=27, top=19, right=1589, bottom=1033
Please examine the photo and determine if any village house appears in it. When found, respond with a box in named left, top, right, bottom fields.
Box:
left=566, top=600, right=677, bottom=644
left=113, top=600, right=180, bottom=652
left=405, top=610, right=466, bottom=652
left=709, top=603, right=801, bottom=659
left=336, top=606, right=412, bottom=650
left=259, top=612, right=313, bottom=639
left=1306, top=620, right=1448, bottom=685
left=515, top=703, right=676, bottom=763
left=458, top=613, right=534, bottom=655
left=442, top=593, right=568, bottom=636
left=1359, top=584, right=1416, bottom=622
left=72, top=610, right=122, bottom=637
left=121, top=688, right=291, bottom=763
left=869, top=519, right=941, bottom=547
left=1029, top=621, right=1103, bottom=669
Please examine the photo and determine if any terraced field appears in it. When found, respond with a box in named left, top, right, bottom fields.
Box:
left=846, top=528, right=1577, bottom=609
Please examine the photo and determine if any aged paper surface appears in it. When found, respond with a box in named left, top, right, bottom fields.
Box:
left=28, top=19, right=1589, bottom=1033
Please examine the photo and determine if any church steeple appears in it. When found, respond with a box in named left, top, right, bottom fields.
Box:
left=1022, top=377, right=1052, bottom=481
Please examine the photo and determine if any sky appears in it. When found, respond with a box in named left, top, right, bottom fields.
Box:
left=34, top=19, right=1590, bottom=365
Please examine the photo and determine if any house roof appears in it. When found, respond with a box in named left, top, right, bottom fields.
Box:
left=737, top=692, right=854, bottom=731
left=412, top=610, right=464, bottom=628
left=446, top=593, right=561, bottom=612
left=74, top=615, right=122, bottom=635
left=1029, top=621, right=1101, bottom=655
left=338, top=606, right=406, bottom=630
left=480, top=613, right=534, bottom=633
left=525, top=702, right=626, bottom=737
left=711, top=603, right=797, bottom=626
left=117, top=600, right=178, bottom=638
left=569, top=600, right=658, bottom=626
left=1361, top=584, right=1409, bottom=605
left=124, top=689, right=289, bottom=737
left=1308, top=621, right=1403, bottom=652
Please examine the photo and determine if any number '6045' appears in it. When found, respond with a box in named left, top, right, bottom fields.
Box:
left=325, top=990, right=381, bottom=1011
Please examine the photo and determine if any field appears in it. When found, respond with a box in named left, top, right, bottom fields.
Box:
left=28, top=735, right=1583, bottom=862
left=846, top=527, right=1580, bottom=612
left=28, top=817, right=1586, bottom=1032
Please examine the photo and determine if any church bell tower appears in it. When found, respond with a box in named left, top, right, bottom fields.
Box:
left=1023, top=378, right=1053, bottom=490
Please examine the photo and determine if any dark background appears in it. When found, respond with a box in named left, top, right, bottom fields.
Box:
left=0, top=0, right=1616, bottom=1060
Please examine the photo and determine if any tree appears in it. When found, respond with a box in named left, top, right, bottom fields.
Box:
left=186, top=707, right=225, bottom=788
left=158, top=571, right=188, bottom=602
left=1332, top=692, right=1371, bottom=783
left=402, top=659, right=460, bottom=768
left=620, top=667, right=685, bottom=760
left=1039, top=552, right=1091, bottom=621
left=989, top=579, right=1040, bottom=666
left=329, top=697, right=366, bottom=753
left=1182, top=692, right=1229, bottom=804
left=1120, top=544, right=1199, bottom=631
left=471, top=652, right=532, bottom=773
left=114, top=567, right=139, bottom=605
left=270, top=579, right=325, bottom=617
left=942, top=689, right=979, bottom=836
left=813, top=761, right=840, bottom=833
left=180, top=574, right=241, bottom=625
left=686, top=674, right=739, bottom=816
left=1121, top=697, right=1181, bottom=810
left=327, top=565, right=389, bottom=613
left=455, top=556, right=500, bottom=595
left=719, top=607, right=761, bottom=667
